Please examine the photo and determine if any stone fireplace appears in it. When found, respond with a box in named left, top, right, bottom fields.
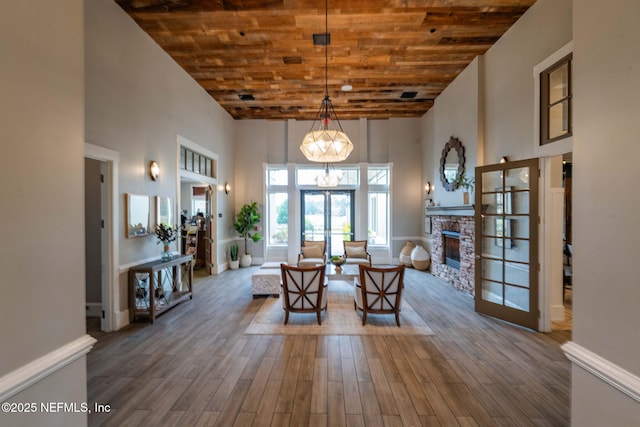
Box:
left=427, top=206, right=476, bottom=296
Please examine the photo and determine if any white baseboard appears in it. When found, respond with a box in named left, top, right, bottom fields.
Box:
left=85, top=302, right=102, bottom=318
left=0, top=335, right=96, bottom=402
left=562, top=341, right=640, bottom=403
left=550, top=304, right=565, bottom=322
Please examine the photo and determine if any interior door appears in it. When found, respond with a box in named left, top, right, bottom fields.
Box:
left=205, top=184, right=215, bottom=274
left=301, top=190, right=354, bottom=257
left=475, top=158, right=539, bottom=330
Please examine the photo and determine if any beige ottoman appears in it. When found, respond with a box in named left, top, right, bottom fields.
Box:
left=251, top=266, right=282, bottom=298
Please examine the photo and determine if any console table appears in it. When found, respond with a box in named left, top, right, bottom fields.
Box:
left=129, top=254, right=194, bottom=323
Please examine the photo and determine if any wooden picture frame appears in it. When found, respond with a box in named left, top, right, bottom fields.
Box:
left=126, top=194, right=150, bottom=238
left=156, top=196, right=174, bottom=228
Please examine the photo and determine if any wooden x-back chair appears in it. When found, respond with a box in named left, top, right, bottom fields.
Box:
left=280, top=263, right=328, bottom=325
left=355, top=264, right=405, bottom=326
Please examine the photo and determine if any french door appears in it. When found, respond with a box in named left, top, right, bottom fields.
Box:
left=301, top=190, right=354, bottom=257
left=475, top=158, right=539, bottom=330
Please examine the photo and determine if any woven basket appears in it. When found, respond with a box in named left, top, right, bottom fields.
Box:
left=399, top=241, right=415, bottom=267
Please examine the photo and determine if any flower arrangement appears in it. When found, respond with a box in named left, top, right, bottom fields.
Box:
left=455, top=173, right=475, bottom=192
left=155, top=223, right=179, bottom=246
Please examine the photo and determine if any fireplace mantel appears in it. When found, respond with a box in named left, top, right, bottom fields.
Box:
left=427, top=204, right=475, bottom=217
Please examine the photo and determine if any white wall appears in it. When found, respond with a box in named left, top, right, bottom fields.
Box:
left=430, top=57, right=481, bottom=207
left=483, top=0, right=573, bottom=163
left=85, top=0, right=236, bottom=310
left=0, top=0, right=90, bottom=425
left=571, top=0, right=640, bottom=423
left=234, top=118, right=424, bottom=263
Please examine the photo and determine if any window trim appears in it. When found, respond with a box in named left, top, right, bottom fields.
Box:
left=540, top=53, right=572, bottom=146
left=265, top=165, right=289, bottom=247
left=533, top=41, right=573, bottom=157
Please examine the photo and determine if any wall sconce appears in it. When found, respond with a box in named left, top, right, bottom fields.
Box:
left=224, top=181, right=231, bottom=195
left=149, top=161, right=159, bottom=181
left=425, top=181, right=432, bottom=195
left=499, top=156, right=508, bottom=164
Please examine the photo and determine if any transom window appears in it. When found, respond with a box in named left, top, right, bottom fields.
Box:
left=296, top=166, right=359, bottom=187
left=540, top=53, right=572, bottom=145
left=179, top=146, right=216, bottom=178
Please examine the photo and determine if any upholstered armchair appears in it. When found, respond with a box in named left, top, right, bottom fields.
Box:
left=343, top=240, right=372, bottom=266
left=297, top=240, right=327, bottom=267
left=280, top=263, right=328, bottom=325
left=355, top=264, right=405, bottom=326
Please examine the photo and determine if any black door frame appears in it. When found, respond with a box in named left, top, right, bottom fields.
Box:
left=300, top=190, right=355, bottom=257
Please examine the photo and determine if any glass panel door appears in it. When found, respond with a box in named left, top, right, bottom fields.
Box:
left=475, top=158, right=539, bottom=330
left=328, top=192, right=353, bottom=257
left=301, top=190, right=354, bottom=257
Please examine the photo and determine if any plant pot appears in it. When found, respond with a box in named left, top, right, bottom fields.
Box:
left=229, top=260, right=240, bottom=270
left=240, top=254, right=252, bottom=267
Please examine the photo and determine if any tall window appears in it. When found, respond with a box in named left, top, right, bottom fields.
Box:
left=540, top=53, right=572, bottom=145
left=368, top=166, right=390, bottom=246
left=266, top=167, right=288, bottom=245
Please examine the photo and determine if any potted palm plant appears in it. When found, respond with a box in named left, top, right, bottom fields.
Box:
left=229, top=243, right=239, bottom=270
left=233, top=201, right=262, bottom=267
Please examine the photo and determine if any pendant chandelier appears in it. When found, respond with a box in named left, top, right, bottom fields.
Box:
left=316, top=163, right=343, bottom=187
left=300, top=0, right=353, bottom=163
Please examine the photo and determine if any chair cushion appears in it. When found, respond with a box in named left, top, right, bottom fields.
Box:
left=301, top=246, right=323, bottom=259
left=298, top=258, right=324, bottom=267
left=344, top=258, right=370, bottom=265
left=345, top=245, right=366, bottom=258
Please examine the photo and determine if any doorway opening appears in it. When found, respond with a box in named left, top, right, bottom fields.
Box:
left=84, top=143, right=119, bottom=333
left=301, top=190, right=355, bottom=257
left=179, top=181, right=216, bottom=277
left=552, top=153, right=573, bottom=336
left=177, top=135, right=219, bottom=275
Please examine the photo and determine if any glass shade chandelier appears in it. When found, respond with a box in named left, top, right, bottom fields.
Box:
left=316, top=163, right=343, bottom=187
left=300, top=0, right=353, bottom=163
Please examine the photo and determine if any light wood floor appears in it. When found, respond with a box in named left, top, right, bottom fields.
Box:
left=87, top=267, right=571, bottom=427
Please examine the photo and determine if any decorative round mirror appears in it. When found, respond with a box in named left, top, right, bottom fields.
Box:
left=439, top=136, right=465, bottom=191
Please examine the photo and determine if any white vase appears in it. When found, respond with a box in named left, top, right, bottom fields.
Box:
left=240, top=254, right=252, bottom=267
left=411, top=245, right=431, bottom=271
left=229, top=260, right=240, bottom=270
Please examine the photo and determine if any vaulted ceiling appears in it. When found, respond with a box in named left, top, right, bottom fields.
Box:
left=115, top=0, right=536, bottom=120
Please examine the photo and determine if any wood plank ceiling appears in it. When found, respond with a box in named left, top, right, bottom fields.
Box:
left=115, top=0, right=536, bottom=120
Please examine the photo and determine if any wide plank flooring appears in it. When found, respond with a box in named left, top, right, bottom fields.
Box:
left=87, top=267, right=570, bottom=426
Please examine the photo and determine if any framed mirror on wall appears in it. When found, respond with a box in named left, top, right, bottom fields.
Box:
left=439, top=136, right=466, bottom=191
left=126, top=194, right=150, bottom=238
left=156, top=196, right=174, bottom=227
